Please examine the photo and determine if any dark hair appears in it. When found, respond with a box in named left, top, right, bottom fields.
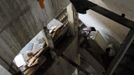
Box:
left=90, top=27, right=96, bottom=31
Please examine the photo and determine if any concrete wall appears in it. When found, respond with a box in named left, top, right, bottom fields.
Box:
left=79, top=0, right=133, bottom=49
left=44, top=4, right=79, bottom=75
left=0, top=65, right=11, bottom=75
left=0, top=0, right=69, bottom=72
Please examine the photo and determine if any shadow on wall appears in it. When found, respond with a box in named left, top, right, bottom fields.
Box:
left=106, top=34, right=120, bottom=52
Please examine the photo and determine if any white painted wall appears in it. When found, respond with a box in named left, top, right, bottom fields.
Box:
left=79, top=0, right=133, bottom=49
left=79, top=11, right=129, bottom=45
